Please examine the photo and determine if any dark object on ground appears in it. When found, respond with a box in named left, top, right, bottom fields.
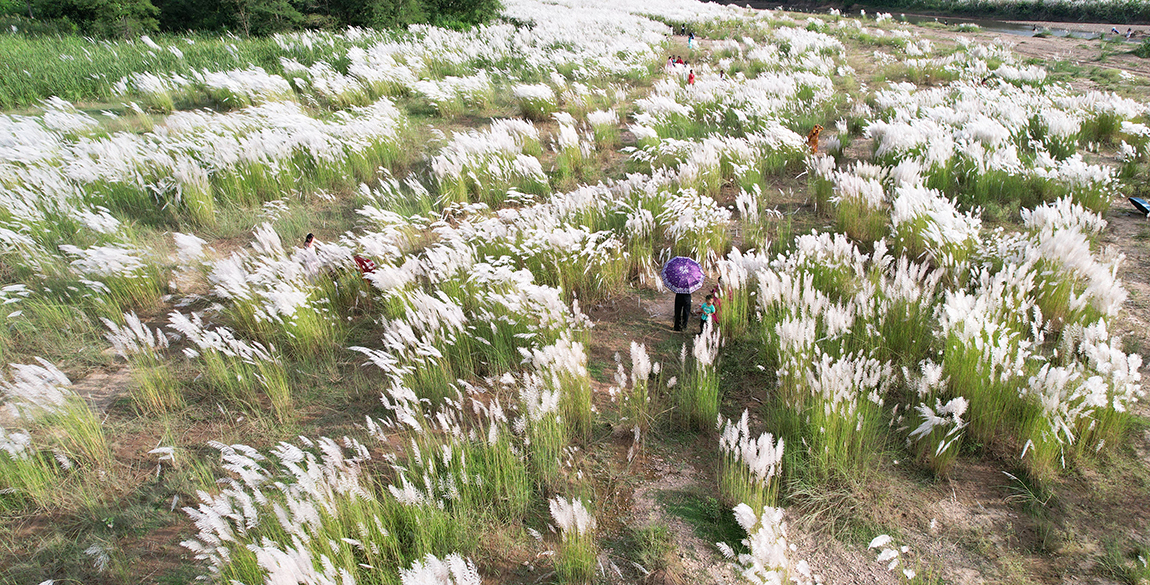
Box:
left=1131, top=197, right=1150, bottom=216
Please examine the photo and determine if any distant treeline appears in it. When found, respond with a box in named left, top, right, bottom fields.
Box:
left=0, top=0, right=501, bottom=37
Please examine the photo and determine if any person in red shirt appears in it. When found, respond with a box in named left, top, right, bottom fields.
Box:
left=687, top=69, right=695, bottom=85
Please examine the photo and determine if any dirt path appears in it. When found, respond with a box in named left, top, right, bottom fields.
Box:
left=910, top=19, right=1150, bottom=83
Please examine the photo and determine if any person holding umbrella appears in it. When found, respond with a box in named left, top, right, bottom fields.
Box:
left=662, top=256, right=704, bottom=331
left=673, top=291, right=691, bottom=331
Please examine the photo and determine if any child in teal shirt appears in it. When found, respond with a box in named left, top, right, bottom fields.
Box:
left=699, top=294, right=715, bottom=334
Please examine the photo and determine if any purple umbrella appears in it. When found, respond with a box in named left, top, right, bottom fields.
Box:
left=661, top=257, right=704, bottom=294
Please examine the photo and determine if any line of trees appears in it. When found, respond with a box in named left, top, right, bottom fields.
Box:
left=0, top=0, right=501, bottom=37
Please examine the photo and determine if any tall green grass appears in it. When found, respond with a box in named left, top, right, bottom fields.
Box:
left=677, top=329, right=721, bottom=430
left=0, top=32, right=384, bottom=109
left=0, top=441, right=60, bottom=510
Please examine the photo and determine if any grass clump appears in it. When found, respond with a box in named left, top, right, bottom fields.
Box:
left=620, top=341, right=657, bottom=433
left=0, top=430, right=61, bottom=510
left=183, top=437, right=480, bottom=585
left=677, top=326, right=721, bottom=430
left=513, top=83, right=558, bottom=121
left=718, top=410, right=784, bottom=512
left=103, top=313, right=183, bottom=415
left=550, top=496, right=597, bottom=584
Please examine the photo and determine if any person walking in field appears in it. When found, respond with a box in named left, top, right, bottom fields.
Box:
left=806, top=124, right=823, bottom=153
left=297, top=232, right=321, bottom=277
left=688, top=69, right=696, bottom=85
left=698, top=294, right=716, bottom=334
left=662, top=256, right=704, bottom=332
left=673, top=291, right=692, bottom=331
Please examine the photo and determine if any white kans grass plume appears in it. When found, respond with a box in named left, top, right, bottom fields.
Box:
left=59, top=244, right=148, bottom=280
left=549, top=496, right=595, bottom=538
left=1, top=358, right=109, bottom=465
left=1022, top=320, right=1146, bottom=468
left=549, top=496, right=597, bottom=583
left=620, top=340, right=657, bottom=431
left=678, top=322, right=723, bottom=429
left=0, top=426, right=33, bottom=460
left=512, top=83, right=557, bottom=121
left=0, top=97, right=405, bottom=230
left=431, top=118, right=547, bottom=205
left=207, top=223, right=348, bottom=352
left=661, top=188, right=732, bottom=268
left=168, top=310, right=292, bottom=420
left=102, top=312, right=169, bottom=359
left=103, top=312, right=182, bottom=414
left=181, top=437, right=465, bottom=584
left=722, top=504, right=817, bottom=585
left=868, top=534, right=916, bottom=579
left=801, top=350, right=891, bottom=469
left=172, top=232, right=208, bottom=265
left=889, top=181, right=981, bottom=268
left=906, top=396, right=968, bottom=473
left=718, top=410, right=784, bottom=511
left=1020, top=197, right=1106, bottom=238
left=401, top=553, right=482, bottom=585
left=2, top=358, right=73, bottom=417
left=521, top=333, right=593, bottom=439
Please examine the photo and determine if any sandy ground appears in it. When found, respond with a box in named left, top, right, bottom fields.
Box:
left=929, top=19, right=1150, bottom=81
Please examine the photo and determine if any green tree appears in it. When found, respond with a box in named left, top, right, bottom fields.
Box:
left=0, top=0, right=32, bottom=18
left=226, top=0, right=303, bottom=35
left=325, top=0, right=424, bottom=28
left=423, top=0, right=499, bottom=27
left=154, top=0, right=230, bottom=31
left=34, top=0, right=158, bottom=36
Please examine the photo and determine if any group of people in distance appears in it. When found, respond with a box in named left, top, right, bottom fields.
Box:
left=1111, top=27, right=1139, bottom=40
left=672, top=281, right=723, bottom=334
left=665, top=56, right=696, bottom=85
left=667, top=26, right=697, bottom=83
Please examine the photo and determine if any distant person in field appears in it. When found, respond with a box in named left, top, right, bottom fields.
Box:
left=807, top=124, right=823, bottom=153
left=688, top=69, right=696, bottom=85
left=688, top=32, right=695, bottom=49
left=298, top=233, right=320, bottom=277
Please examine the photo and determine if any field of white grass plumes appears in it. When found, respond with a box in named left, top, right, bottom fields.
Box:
left=2, top=1, right=1150, bottom=584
